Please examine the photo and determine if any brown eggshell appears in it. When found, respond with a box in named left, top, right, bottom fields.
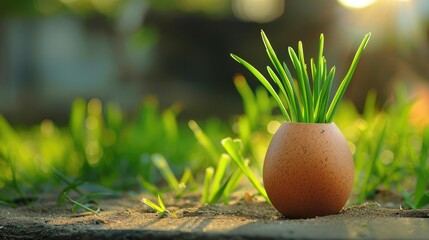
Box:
left=263, top=122, right=354, bottom=219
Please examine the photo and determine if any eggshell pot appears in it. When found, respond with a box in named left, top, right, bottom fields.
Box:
left=263, top=122, right=354, bottom=219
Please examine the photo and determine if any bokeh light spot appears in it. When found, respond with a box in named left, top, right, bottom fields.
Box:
left=40, top=119, right=54, bottom=137
left=232, top=0, right=284, bottom=23
left=267, top=120, right=281, bottom=134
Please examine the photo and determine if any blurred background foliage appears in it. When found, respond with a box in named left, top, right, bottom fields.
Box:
left=1, top=0, right=429, bottom=207
left=1, top=0, right=429, bottom=124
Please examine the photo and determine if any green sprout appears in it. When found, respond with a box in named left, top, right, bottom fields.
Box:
left=231, top=30, right=371, bottom=123
left=221, top=138, right=270, bottom=203
left=201, top=154, right=240, bottom=204
left=63, top=193, right=100, bottom=215
left=151, top=153, right=192, bottom=198
left=152, top=154, right=180, bottom=191
left=188, top=120, right=221, bottom=165
left=63, top=192, right=111, bottom=223
left=141, top=194, right=176, bottom=217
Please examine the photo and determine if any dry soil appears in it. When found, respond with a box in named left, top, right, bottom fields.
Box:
left=0, top=191, right=428, bottom=240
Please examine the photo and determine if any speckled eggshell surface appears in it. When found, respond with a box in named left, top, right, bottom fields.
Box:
left=263, top=122, right=354, bottom=219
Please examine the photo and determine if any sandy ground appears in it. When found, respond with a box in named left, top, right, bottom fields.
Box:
left=0, top=192, right=429, bottom=240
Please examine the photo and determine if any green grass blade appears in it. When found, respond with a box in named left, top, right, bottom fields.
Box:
left=162, top=108, right=179, bottom=143
left=255, top=87, right=273, bottom=117
left=52, top=167, right=85, bottom=196
left=416, top=193, right=429, bottom=209
left=142, top=195, right=175, bottom=217
left=157, top=194, right=166, bottom=210
left=234, top=75, right=259, bottom=128
left=322, top=57, right=327, bottom=84
left=151, top=154, right=180, bottom=191
left=202, top=167, right=214, bottom=203
left=326, top=32, right=371, bottom=122
left=317, top=33, right=324, bottom=87
left=231, top=54, right=290, bottom=122
left=223, top=168, right=243, bottom=204
left=142, top=197, right=164, bottom=213
left=221, top=138, right=270, bottom=203
left=176, top=167, right=194, bottom=198
left=69, top=98, right=86, bottom=142
left=105, top=102, right=123, bottom=132
left=288, top=47, right=309, bottom=122
left=319, top=58, right=329, bottom=121
left=209, top=174, right=233, bottom=204
left=179, top=167, right=194, bottom=187
left=357, top=123, right=386, bottom=203
left=363, top=90, right=377, bottom=120
left=297, top=41, right=314, bottom=122
left=261, top=30, right=298, bottom=121
left=313, top=34, right=325, bottom=110
left=63, top=193, right=100, bottom=215
left=188, top=120, right=220, bottom=165
left=209, top=154, right=230, bottom=201
left=311, top=58, right=318, bottom=104
left=5, top=150, right=24, bottom=200
left=266, top=66, right=287, bottom=103
left=282, top=62, right=303, bottom=121
left=317, top=66, right=335, bottom=122
left=415, top=127, right=429, bottom=208
left=267, top=66, right=297, bottom=121
left=237, top=116, right=251, bottom=149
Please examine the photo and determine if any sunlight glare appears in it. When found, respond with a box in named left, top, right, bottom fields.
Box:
left=337, top=0, right=377, bottom=9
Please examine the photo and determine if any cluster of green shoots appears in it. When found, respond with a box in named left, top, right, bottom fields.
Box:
left=231, top=30, right=371, bottom=123
left=142, top=194, right=176, bottom=217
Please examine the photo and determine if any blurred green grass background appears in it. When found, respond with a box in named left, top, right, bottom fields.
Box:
left=1, top=78, right=428, bottom=208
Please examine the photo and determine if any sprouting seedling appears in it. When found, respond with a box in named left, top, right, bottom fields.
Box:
left=151, top=153, right=193, bottom=197
left=221, top=138, right=270, bottom=203
left=231, top=30, right=371, bottom=123
left=188, top=120, right=220, bottom=165
left=141, top=194, right=176, bottom=217
left=63, top=193, right=100, bottom=215
left=63, top=193, right=111, bottom=224
left=152, top=153, right=180, bottom=191
left=201, top=154, right=239, bottom=204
